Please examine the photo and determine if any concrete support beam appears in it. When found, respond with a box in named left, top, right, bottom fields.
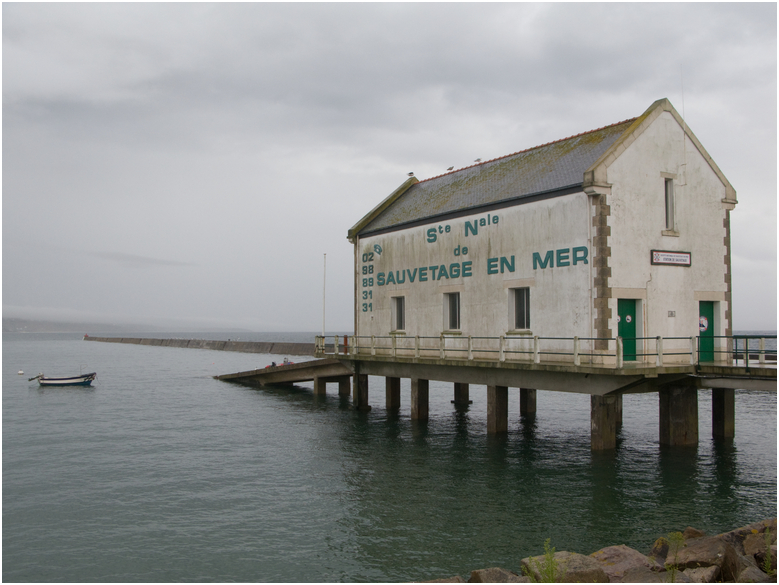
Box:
left=591, top=395, right=618, bottom=450
left=353, top=358, right=646, bottom=395
left=353, top=373, right=370, bottom=411
left=659, top=383, right=698, bottom=446
left=712, top=387, right=735, bottom=439
left=487, top=385, right=508, bottom=434
left=519, top=388, right=537, bottom=415
left=453, top=382, right=471, bottom=406
left=338, top=378, right=351, bottom=396
left=411, top=378, right=429, bottom=421
left=386, top=377, right=401, bottom=411
left=313, top=376, right=327, bottom=396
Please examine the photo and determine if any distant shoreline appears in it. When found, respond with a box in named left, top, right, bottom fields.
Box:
left=2, top=317, right=253, bottom=334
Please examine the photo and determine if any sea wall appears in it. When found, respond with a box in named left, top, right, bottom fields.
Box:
left=83, top=336, right=321, bottom=357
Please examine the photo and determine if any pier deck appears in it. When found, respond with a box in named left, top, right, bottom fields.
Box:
left=215, top=359, right=352, bottom=393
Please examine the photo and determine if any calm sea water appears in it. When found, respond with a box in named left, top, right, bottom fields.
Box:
left=3, top=331, right=776, bottom=582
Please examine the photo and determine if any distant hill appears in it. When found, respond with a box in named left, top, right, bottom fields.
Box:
left=3, top=317, right=257, bottom=334
left=2, top=318, right=167, bottom=334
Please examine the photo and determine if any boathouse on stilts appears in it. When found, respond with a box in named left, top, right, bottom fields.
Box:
left=324, top=97, right=776, bottom=450
left=220, top=98, right=775, bottom=449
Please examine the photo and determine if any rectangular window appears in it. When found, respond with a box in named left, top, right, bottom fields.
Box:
left=445, top=292, right=460, bottom=330
left=665, top=178, right=675, bottom=230
left=513, top=288, right=530, bottom=330
left=392, top=296, right=405, bottom=331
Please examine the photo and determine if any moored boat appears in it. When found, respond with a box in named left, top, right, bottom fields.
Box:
left=28, top=372, right=97, bottom=386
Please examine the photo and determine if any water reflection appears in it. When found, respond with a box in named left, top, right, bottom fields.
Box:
left=34, top=385, right=95, bottom=396
left=6, top=334, right=775, bottom=583
left=338, top=392, right=352, bottom=410
left=450, top=409, right=472, bottom=458
left=588, top=448, right=625, bottom=541
left=226, top=379, right=775, bottom=581
left=519, top=413, right=538, bottom=449
left=709, top=439, right=741, bottom=519
left=382, top=416, right=403, bottom=442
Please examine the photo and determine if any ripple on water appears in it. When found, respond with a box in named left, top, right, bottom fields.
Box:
left=3, top=334, right=776, bottom=582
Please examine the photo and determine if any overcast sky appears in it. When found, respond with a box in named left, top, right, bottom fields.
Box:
left=3, top=3, right=776, bottom=332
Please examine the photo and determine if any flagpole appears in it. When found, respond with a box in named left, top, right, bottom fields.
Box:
left=322, top=253, right=326, bottom=338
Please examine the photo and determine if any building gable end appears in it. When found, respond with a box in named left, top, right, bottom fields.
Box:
left=584, top=98, right=737, bottom=204
left=348, top=177, right=419, bottom=242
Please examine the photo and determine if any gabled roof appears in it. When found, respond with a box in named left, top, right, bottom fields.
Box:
left=349, top=120, right=633, bottom=240
left=349, top=98, right=736, bottom=240
left=583, top=98, right=737, bottom=205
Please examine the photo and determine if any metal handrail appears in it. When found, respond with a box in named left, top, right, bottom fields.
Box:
left=316, top=334, right=776, bottom=369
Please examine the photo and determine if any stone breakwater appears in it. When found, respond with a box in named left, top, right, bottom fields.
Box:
left=83, top=336, right=319, bottom=357
left=425, top=518, right=777, bottom=583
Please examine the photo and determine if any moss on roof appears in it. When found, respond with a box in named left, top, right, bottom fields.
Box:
left=357, top=119, right=634, bottom=236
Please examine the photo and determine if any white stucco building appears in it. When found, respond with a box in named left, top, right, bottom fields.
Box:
left=348, top=98, right=736, bottom=366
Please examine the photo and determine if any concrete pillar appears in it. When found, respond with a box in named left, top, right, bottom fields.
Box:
left=519, top=388, right=537, bottom=415
left=453, top=382, right=471, bottom=406
left=313, top=376, right=327, bottom=396
left=353, top=373, right=370, bottom=411
left=614, top=393, right=623, bottom=428
left=487, top=385, right=508, bottom=434
left=338, top=377, right=351, bottom=397
left=411, top=379, right=429, bottom=421
left=386, top=377, right=401, bottom=411
left=712, top=388, right=735, bottom=439
left=591, top=395, right=618, bottom=450
left=659, top=382, right=698, bottom=446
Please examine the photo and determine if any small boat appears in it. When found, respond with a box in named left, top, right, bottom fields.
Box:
left=28, top=372, right=97, bottom=386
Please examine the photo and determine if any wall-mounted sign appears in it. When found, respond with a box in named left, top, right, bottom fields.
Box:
left=651, top=250, right=691, bottom=266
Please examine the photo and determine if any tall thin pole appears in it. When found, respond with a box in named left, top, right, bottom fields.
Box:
left=322, top=253, right=326, bottom=337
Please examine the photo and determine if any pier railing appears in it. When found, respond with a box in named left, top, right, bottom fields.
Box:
left=315, top=334, right=777, bottom=369
left=702, top=335, right=778, bottom=370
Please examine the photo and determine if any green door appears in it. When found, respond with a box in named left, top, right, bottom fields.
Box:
left=699, top=301, right=715, bottom=362
left=618, top=299, right=637, bottom=362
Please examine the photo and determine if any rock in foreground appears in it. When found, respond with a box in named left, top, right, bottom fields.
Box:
left=424, top=518, right=776, bottom=583
left=589, top=544, right=664, bottom=581
left=469, top=567, right=527, bottom=583
left=521, top=551, right=609, bottom=582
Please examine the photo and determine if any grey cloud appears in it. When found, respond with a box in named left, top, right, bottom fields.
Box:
left=88, top=251, right=194, bottom=268
left=6, top=3, right=775, bottom=156
left=2, top=3, right=775, bottom=330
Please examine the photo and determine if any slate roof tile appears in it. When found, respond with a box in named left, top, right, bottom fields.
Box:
left=358, top=118, right=635, bottom=236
